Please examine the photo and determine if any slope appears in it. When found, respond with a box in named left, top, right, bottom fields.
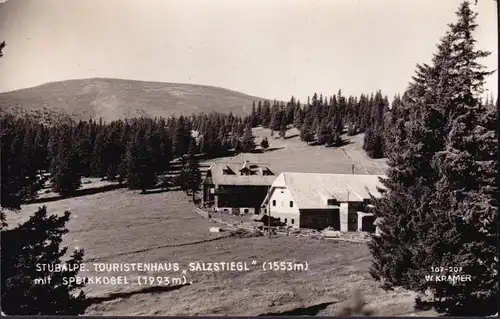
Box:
left=0, top=78, right=267, bottom=122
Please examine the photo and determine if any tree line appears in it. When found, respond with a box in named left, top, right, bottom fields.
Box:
left=2, top=86, right=398, bottom=204
left=247, top=90, right=390, bottom=158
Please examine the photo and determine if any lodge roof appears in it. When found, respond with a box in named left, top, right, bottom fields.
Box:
left=263, top=172, right=385, bottom=209
left=202, top=160, right=276, bottom=186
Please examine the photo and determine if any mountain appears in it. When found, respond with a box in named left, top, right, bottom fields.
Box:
left=0, top=78, right=268, bottom=122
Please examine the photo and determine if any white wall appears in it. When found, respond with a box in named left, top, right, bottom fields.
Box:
left=340, top=202, right=348, bottom=231
left=268, top=187, right=300, bottom=228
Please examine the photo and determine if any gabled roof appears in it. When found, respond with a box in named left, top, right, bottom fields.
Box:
left=202, top=161, right=276, bottom=186
left=274, top=172, right=385, bottom=209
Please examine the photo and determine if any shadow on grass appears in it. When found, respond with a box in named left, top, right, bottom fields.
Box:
left=258, top=301, right=336, bottom=316
left=325, top=139, right=353, bottom=148
left=24, top=183, right=126, bottom=205
left=141, top=186, right=182, bottom=195
left=283, top=133, right=299, bottom=140
left=247, top=147, right=284, bottom=154
left=86, top=283, right=191, bottom=305
left=197, top=150, right=238, bottom=161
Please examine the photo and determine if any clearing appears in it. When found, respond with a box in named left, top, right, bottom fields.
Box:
left=4, top=130, right=436, bottom=316
left=201, top=127, right=388, bottom=175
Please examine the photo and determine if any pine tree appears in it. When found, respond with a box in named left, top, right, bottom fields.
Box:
left=369, top=2, right=498, bottom=315
left=424, top=3, right=497, bottom=314
left=1, top=117, right=40, bottom=211
left=1, top=206, right=88, bottom=315
left=300, top=112, right=315, bottom=144
left=270, top=107, right=282, bottom=132
left=278, top=114, right=287, bottom=138
left=0, top=42, right=88, bottom=316
left=260, top=137, right=269, bottom=151
left=240, top=124, right=256, bottom=152
left=0, top=40, right=5, bottom=57
left=250, top=101, right=258, bottom=127
left=125, top=130, right=157, bottom=193
left=50, top=126, right=82, bottom=196
left=293, top=103, right=303, bottom=129
left=316, top=119, right=329, bottom=145
left=261, top=101, right=271, bottom=128
left=181, top=140, right=202, bottom=202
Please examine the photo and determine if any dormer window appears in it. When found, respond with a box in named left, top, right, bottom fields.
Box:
left=222, top=166, right=235, bottom=175
left=240, top=168, right=251, bottom=176
left=261, top=168, right=274, bottom=176
left=327, top=199, right=338, bottom=206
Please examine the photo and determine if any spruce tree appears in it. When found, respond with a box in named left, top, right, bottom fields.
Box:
left=50, top=126, right=82, bottom=196
left=0, top=43, right=88, bottom=315
left=369, top=2, right=498, bottom=315
left=316, top=119, right=329, bottom=145
left=293, top=103, right=303, bottom=129
left=1, top=206, right=87, bottom=315
left=240, top=124, right=256, bottom=152
left=181, top=140, right=202, bottom=202
left=278, top=114, right=287, bottom=138
left=1, top=117, right=40, bottom=211
left=250, top=101, right=258, bottom=127
left=260, top=137, right=269, bottom=151
left=125, top=130, right=157, bottom=193
left=269, top=108, right=282, bottom=133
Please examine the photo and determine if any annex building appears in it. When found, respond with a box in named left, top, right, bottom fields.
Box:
left=259, top=172, right=385, bottom=231
left=201, top=160, right=276, bottom=214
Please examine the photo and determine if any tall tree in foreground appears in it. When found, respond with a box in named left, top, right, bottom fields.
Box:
left=369, top=2, right=498, bottom=315
left=1, top=206, right=88, bottom=315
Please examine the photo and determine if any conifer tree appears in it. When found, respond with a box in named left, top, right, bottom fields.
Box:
left=1, top=117, right=40, bottom=211
left=260, top=137, right=269, bottom=151
left=270, top=108, right=282, bottom=132
left=240, top=124, right=256, bottom=152
left=369, top=2, right=498, bottom=315
left=261, top=101, right=271, bottom=128
left=316, top=119, right=329, bottom=145
left=293, top=103, right=303, bottom=129
left=50, top=126, right=82, bottom=196
left=278, top=114, right=287, bottom=138
left=1, top=206, right=88, bottom=315
left=1, top=44, right=88, bottom=316
left=250, top=101, right=258, bottom=127
left=181, top=139, right=202, bottom=202
left=299, top=112, right=315, bottom=144
left=125, top=130, right=157, bottom=193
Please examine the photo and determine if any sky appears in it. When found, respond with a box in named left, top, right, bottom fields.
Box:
left=0, top=0, right=497, bottom=101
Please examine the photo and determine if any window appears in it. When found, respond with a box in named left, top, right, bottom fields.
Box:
left=285, top=218, right=288, bottom=223
left=264, top=208, right=267, bottom=213
left=327, top=199, right=337, bottom=206
left=290, top=201, right=293, bottom=208
left=272, top=200, right=276, bottom=206
left=291, top=219, right=295, bottom=224
left=244, top=208, right=249, bottom=213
